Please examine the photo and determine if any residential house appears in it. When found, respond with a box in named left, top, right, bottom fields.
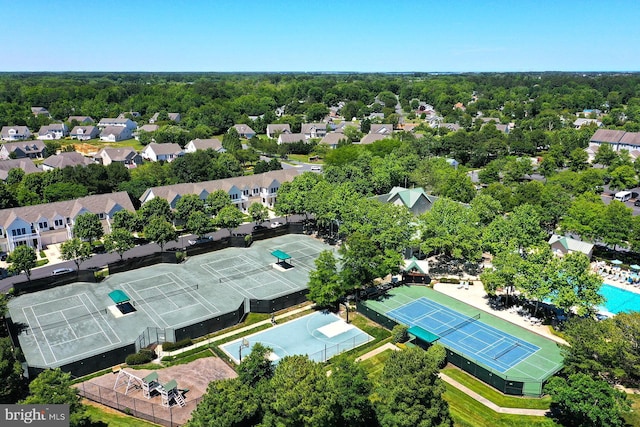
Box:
left=149, top=112, right=181, bottom=124
left=0, top=192, right=135, bottom=253
left=454, top=102, right=466, bottom=111
left=359, top=133, right=388, bottom=145
left=117, top=112, right=141, bottom=119
left=97, top=118, right=138, bottom=131
left=184, top=138, right=224, bottom=154
left=37, top=124, right=68, bottom=140
left=0, top=158, right=40, bottom=181
left=0, top=140, right=46, bottom=160
left=548, top=234, right=594, bottom=259
left=376, top=186, right=438, bottom=216
left=439, top=123, right=461, bottom=132
left=319, top=133, right=347, bottom=149
left=369, top=123, right=393, bottom=135
left=1, top=126, right=32, bottom=141
left=301, top=123, right=327, bottom=139
left=94, top=147, right=142, bottom=168
left=100, top=126, right=133, bottom=142
left=277, top=133, right=306, bottom=145
left=589, top=129, right=640, bottom=152
left=232, top=124, right=256, bottom=139
left=66, top=116, right=94, bottom=124
left=31, top=107, right=51, bottom=118
left=70, top=125, right=100, bottom=141
left=333, top=121, right=356, bottom=133
left=140, top=169, right=300, bottom=212
left=266, top=124, right=291, bottom=138
left=446, top=158, right=459, bottom=168
left=401, top=123, right=420, bottom=133
left=141, top=143, right=184, bottom=162
left=41, top=152, right=92, bottom=171
left=573, top=118, right=602, bottom=128
left=134, top=124, right=159, bottom=141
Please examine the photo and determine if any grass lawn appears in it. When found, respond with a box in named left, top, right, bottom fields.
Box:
left=624, top=393, right=640, bottom=426
left=65, top=138, right=146, bottom=152
left=444, top=386, right=559, bottom=427
left=358, top=349, right=394, bottom=381
left=442, top=366, right=552, bottom=410
left=84, top=400, right=160, bottom=426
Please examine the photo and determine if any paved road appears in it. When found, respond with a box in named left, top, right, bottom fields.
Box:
left=0, top=215, right=304, bottom=293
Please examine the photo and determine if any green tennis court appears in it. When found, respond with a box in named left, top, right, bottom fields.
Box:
left=8, top=234, right=332, bottom=372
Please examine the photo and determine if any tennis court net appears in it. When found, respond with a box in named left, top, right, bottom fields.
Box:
left=493, top=342, right=520, bottom=360
left=439, top=313, right=481, bottom=337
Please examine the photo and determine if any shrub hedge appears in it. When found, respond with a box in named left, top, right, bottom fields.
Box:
left=125, top=349, right=156, bottom=365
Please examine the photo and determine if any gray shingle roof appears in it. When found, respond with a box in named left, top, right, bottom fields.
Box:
left=590, top=129, right=625, bottom=144
left=0, top=192, right=135, bottom=230
left=189, top=138, right=223, bottom=151
left=278, top=133, right=306, bottom=144
left=43, top=152, right=92, bottom=169
left=0, top=158, right=40, bottom=180
left=146, top=142, right=183, bottom=155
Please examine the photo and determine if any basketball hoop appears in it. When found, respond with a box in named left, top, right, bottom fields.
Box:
left=239, top=338, right=250, bottom=362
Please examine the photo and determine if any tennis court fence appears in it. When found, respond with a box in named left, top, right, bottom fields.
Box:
left=307, top=333, right=374, bottom=363
left=76, top=380, right=200, bottom=426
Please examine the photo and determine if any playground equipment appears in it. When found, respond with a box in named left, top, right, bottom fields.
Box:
left=113, top=369, right=185, bottom=407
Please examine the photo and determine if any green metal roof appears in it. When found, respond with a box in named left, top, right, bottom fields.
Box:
left=143, top=372, right=158, bottom=383
left=408, top=326, right=440, bottom=343
left=271, top=250, right=291, bottom=260
left=108, top=290, right=130, bottom=304
left=164, top=379, right=178, bottom=391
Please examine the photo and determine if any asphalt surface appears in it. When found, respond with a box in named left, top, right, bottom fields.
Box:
left=0, top=215, right=304, bottom=293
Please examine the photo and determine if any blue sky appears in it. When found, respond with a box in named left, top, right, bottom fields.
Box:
left=2, top=0, right=639, bottom=72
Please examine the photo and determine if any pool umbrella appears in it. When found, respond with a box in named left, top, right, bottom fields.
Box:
left=631, top=264, right=640, bottom=270
left=611, top=259, right=624, bottom=265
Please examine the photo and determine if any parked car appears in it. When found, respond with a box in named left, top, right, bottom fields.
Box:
left=0, top=253, right=7, bottom=261
left=310, top=166, right=322, bottom=172
left=253, top=225, right=268, bottom=231
left=271, top=221, right=283, bottom=228
left=634, top=200, right=640, bottom=207
left=188, top=236, right=213, bottom=245
left=51, top=268, right=75, bottom=276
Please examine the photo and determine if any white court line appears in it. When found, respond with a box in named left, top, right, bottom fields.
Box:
left=150, top=285, right=180, bottom=310
left=79, top=293, right=120, bottom=345
left=21, top=306, right=48, bottom=364
left=59, top=310, right=79, bottom=340
left=49, top=331, right=105, bottom=347
left=121, top=283, right=166, bottom=328
left=167, top=272, right=219, bottom=314
left=29, top=306, right=58, bottom=363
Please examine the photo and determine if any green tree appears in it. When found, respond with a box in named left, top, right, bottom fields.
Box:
left=560, top=193, right=606, bottom=242
left=248, top=202, right=269, bottom=225
left=263, top=355, right=334, bottom=427
left=205, top=189, right=232, bottom=216
left=328, top=356, right=375, bottom=427
left=237, top=342, right=275, bottom=387
left=103, top=228, right=135, bottom=260
left=186, top=378, right=261, bottom=427
left=60, top=238, right=91, bottom=271
left=175, top=194, right=206, bottom=222
left=307, top=250, right=343, bottom=309
left=374, top=345, right=451, bottom=427
left=0, top=337, right=28, bottom=403
left=594, top=142, right=617, bottom=167
left=139, top=197, right=174, bottom=223
left=599, top=200, right=633, bottom=249
left=214, top=205, right=244, bottom=236
left=7, top=245, right=37, bottom=280
left=538, top=155, right=558, bottom=180
left=470, top=193, right=503, bottom=226
left=43, top=182, right=88, bottom=202
left=143, top=216, right=177, bottom=252
left=186, top=210, right=215, bottom=238
left=608, top=164, right=637, bottom=191
left=73, top=212, right=103, bottom=246
left=548, top=252, right=603, bottom=316
left=418, top=197, right=482, bottom=261
left=544, top=374, right=630, bottom=427
left=568, top=147, right=589, bottom=171
left=21, top=368, right=89, bottom=427
left=111, top=209, right=139, bottom=232
left=305, top=103, right=329, bottom=122
left=222, top=127, right=242, bottom=152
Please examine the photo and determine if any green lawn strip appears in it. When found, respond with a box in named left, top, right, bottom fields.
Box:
left=442, top=366, right=551, bottom=410
left=444, top=385, right=558, bottom=427
left=358, top=349, right=394, bottom=382
left=84, top=402, right=160, bottom=427
left=623, top=393, right=640, bottom=426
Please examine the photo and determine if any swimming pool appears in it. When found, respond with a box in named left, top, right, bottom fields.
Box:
left=599, top=283, right=640, bottom=314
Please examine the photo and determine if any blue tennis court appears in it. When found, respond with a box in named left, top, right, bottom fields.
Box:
left=220, top=311, right=372, bottom=364
left=387, top=298, right=539, bottom=373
